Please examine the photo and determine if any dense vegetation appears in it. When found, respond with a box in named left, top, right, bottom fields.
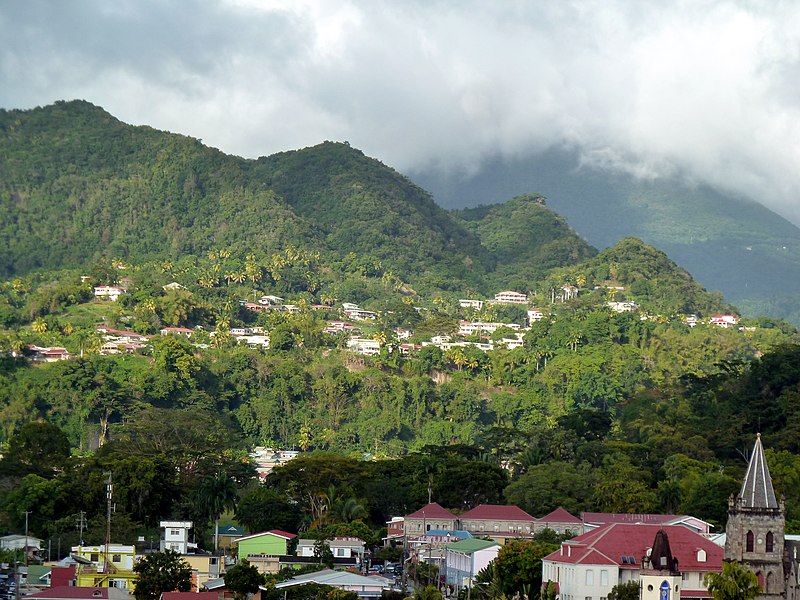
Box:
left=1, top=100, right=800, bottom=563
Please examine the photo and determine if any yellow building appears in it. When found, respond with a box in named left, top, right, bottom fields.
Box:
left=72, top=544, right=138, bottom=590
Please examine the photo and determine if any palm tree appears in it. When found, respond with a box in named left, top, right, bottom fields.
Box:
left=195, top=474, right=238, bottom=554
left=32, top=317, right=48, bottom=334
left=704, top=561, right=760, bottom=600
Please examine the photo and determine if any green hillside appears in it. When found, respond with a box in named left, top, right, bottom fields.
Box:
left=0, top=102, right=488, bottom=288
left=454, top=193, right=596, bottom=290
left=410, top=148, right=800, bottom=324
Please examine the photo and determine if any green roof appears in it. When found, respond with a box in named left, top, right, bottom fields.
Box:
left=446, top=538, right=500, bottom=554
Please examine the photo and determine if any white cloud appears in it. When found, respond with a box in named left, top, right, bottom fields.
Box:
left=1, top=0, right=800, bottom=224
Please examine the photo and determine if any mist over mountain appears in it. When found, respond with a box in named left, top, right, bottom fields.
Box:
left=409, top=148, right=800, bottom=324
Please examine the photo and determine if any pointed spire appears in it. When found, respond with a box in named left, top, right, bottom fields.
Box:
left=649, top=528, right=677, bottom=572
left=739, top=433, right=778, bottom=509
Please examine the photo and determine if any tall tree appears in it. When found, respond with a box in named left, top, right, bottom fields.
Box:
left=194, top=473, right=238, bottom=553
left=133, top=550, right=192, bottom=600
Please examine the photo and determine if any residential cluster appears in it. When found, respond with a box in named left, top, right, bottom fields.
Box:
left=3, top=436, right=799, bottom=600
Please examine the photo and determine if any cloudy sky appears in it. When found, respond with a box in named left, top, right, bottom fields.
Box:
left=2, top=0, right=800, bottom=225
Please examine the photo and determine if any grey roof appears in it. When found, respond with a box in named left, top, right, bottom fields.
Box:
left=739, top=433, right=779, bottom=509
left=273, top=569, right=393, bottom=589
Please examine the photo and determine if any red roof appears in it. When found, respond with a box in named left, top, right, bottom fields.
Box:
left=163, top=593, right=219, bottom=600
left=460, top=504, right=535, bottom=521
left=539, top=507, right=583, bottom=523
left=543, top=523, right=723, bottom=572
left=25, top=587, right=124, bottom=599
left=406, top=502, right=457, bottom=520
left=235, top=529, right=297, bottom=542
left=582, top=512, right=678, bottom=525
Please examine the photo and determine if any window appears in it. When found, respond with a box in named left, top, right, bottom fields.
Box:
left=766, top=532, right=774, bottom=553
left=697, top=549, right=706, bottom=563
left=91, top=553, right=99, bottom=562
left=112, top=555, right=121, bottom=562
left=337, top=549, right=346, bottom=557
left=171, top=529, right=180, bottom=536
left=746, top=530, right=754, bottom=552
left=586, top=570, right=594, bottom=585
left=600, top=570, right=608, bottom=586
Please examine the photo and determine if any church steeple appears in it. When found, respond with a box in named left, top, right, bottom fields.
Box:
left=739, top=433, right=779, bottom=509
left=725, top=434, right=786, bottom=600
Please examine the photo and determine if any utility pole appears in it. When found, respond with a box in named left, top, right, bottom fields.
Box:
left=76, top=511, right=86, bottom=547
left=104, top=472, right=113, bottom=573
left=23, top=511, right=31, bottom=567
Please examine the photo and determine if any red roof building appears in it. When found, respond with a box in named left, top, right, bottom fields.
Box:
left=582, top=513, right=712, bottom=534
left=459, top=504, right=537, bottom=542
left=542, top=523, right=723, bottom=600
left=536, top=507, right=586, bottom=536
left=24, top=587, right=132, bottom=600
left=404, top=503, right=458, bottom=537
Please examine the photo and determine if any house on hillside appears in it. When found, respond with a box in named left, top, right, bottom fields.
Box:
left=94, top=286, right=128, bottom=301
left=710, top=314, right=739, bottom=328
left=493, top=291, right=528, bottom=304
left=28, top=345, right=72, bottom=363
left=459, top=299, right=484, bottom=310
left=159, top=327, right=194, bottom=338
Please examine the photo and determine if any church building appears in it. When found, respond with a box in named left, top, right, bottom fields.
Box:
left=725, top=433, right=800, bottom=600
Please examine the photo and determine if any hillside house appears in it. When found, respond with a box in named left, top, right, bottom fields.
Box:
left=493, top=291, right=528, bottom=304
left=607, top=301, right=639, bottom=313
left=459, top=299, right=484, bottom=310
left=458, top=321, right=521, bottom=336
left=259, top=295, right=284, bottom=305
left=527, top=308, right=544, bottom=325
left=346, top=338, right=381, bottom=356
left=710, top=314, right=739, bottom=328
left=28, top=345, right=72, bottom=363
left=93, top=286, right=128, bottom=301
left=535, top=507, right=586, bottom=536
left=159, top=327, right=194, bottom=338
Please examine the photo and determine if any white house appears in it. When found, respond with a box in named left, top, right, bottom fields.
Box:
left=160, top=521, right=192, bottom=554
left=274, top=569, right=394, bottom=599
left=710, top=314, right=739, bottom=328
left=346, top=338, right=381, bottom=356
left=458, top=321, right=521, bottom=336
left=93, top=286, right=128, bottom=301
left=607, top=301, right=639, bottom=313
left=527, top=308, right=545, bottom=326
left=459, top=299, right=484, bottom=310
left=296, top=537, right=365, bottom=560
left=493, top=291, right=528, bottom=304
left=444, top=538, right=500, bottom=591
left=259, top=295, right=285, bottom=305
left=0, top=534, right=43, bottom=552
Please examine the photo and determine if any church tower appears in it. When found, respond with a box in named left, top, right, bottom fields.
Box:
left=640, top=529, right=681, bottom=600
left=725, top=434, right=785, bottom=600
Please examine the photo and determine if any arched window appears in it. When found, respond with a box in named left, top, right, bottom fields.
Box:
left=766, top=531, right=774, bottom=553
left=767, top=571, right=775, bottom=592
left=746, top=530, right=754, bottom=552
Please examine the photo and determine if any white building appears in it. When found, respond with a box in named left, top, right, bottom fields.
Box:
left=296, top=537, right=365, bottom=560
left=458, top=321, right=521, bottom=336
left=493, top=291, right=528, bottom=304
left=541, top=523, right=723, bottom=600
left=346, top=338, right=381, bottom=356
left=93, top=286, right=128, bottom=301
left=160, top=521, right=193, bottom=554
left=444, top=538, right=500, bottom=591
left=459, top=299, right=484, bottom=310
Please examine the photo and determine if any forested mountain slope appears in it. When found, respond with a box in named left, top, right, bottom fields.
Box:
left=410, top=148, right=800, bottom=324
left=0, top=101, right=503, bottom=291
